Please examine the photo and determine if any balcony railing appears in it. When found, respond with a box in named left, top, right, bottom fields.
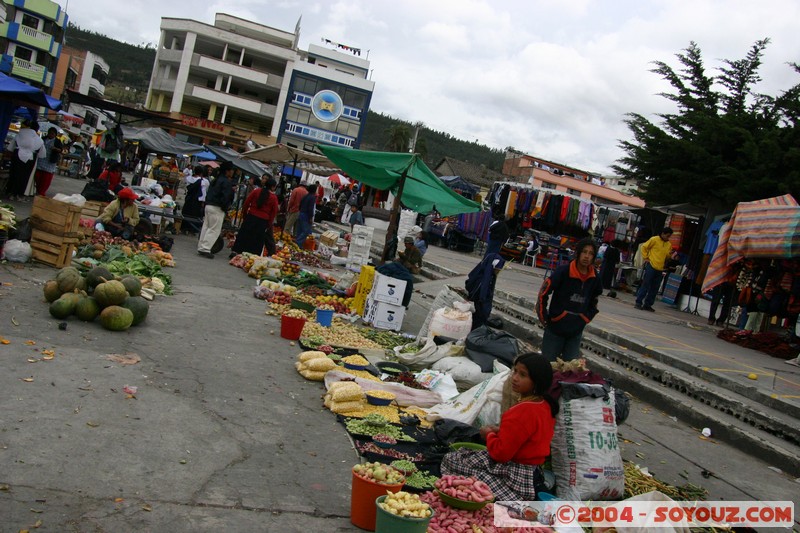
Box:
left=11, top=57, right=46, bottom=83
left=16, top=23, right=54, bottom=54
left=195, top=55, right=269, bottom=85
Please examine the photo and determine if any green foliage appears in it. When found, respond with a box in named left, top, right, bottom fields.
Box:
left=65, top=23, right=155, bottom=103
left=614, top=40, right=800, bottom=210
left=361, top=111, right=505, bottom=170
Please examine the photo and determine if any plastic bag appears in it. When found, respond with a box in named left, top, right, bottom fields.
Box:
left=465, top=326, right=521, bottom=372
left=417, top=284, right=471, bottom=339
left=425, top=368, right=510, bottom=425
left=393, top=337, right=464, bottom=369
left=432, top=356, right=489, bottom=390
left=2, top=239, right=31, bottom=262
left=324, top=369, right=443, bottom=408
left=415, top=369, right=459, bottom=400
left=52, top=193, right=87, bottom=207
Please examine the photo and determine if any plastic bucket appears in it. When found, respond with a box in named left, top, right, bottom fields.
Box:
left=280, top=315, right=306, bottom=340
left=375, top=495, right=434, bottom=533
left=351, top=471, right=403, bottom=531
left=316, top=308, right=334, bottom=327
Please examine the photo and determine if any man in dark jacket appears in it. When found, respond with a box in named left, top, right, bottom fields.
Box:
left=536, top=238, right=602, bottom=361
left=485, top=214, right=509, bottom=256
left=197, top=161, right=235, bottom=258
left=465, top=253, right=506, bottom=329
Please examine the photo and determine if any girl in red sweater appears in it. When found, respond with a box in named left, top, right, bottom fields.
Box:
left=441, top=352, right=557, bottom=501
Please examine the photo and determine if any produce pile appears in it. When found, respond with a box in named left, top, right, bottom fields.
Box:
left=74, top=239, right=173, bottom=295
left=77, top=231, right=175, bottom=267
left=378, top=491, right=432, bottom=519
left=623, top=461, right=708, bottom=500
left=43, top=265, right=153, bottom=331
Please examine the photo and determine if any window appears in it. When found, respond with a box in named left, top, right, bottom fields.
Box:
left=567, top=188, right=580, bottom=196
left=21, top=13, right=40, bottom=30
left=541, top=182, right=556, bottom=190
left=343, top=90, right=365, bottom=109
left=14, top=46, right=33, bottom=62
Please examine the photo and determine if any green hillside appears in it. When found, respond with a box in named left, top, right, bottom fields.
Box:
left=64, top=24, right=505, bottom=171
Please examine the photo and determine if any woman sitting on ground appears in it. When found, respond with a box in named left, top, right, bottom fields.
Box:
left=441, top=352, right=557, bottom=501
left=97, top=187, right=140, bottom=240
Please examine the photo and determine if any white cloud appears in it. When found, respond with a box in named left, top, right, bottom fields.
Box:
left=63, top=0, right=800, bottom=173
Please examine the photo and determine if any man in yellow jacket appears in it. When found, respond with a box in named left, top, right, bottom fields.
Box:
left=635, top=227, right=675, bottom=312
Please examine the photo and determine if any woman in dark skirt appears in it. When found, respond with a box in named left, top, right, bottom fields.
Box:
left=230, top=177, right=278, bottom=258
left=441, top=353, right=558, bottom=501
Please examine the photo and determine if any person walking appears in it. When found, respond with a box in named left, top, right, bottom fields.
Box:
left=6, top=119, right=44, bottom=201
left=230, top=177, right=278, bottom=258
left=536, top=238, right=602, bottom=361
left=285, top=183, right=308, bottom=236
left=599, top=239, right=622, bottom=297
left=294, top=183, right=317, bottom=248
left=465, top=253, right=506, bottom=329
left=197, top=161, right=235, bottom=259
left=485, top=213, right=509, bottom=256
left=348, top=204, right=364, bottom=231
left=33, top=127, right=62, bottom=196
left=634, top=227, right=675, bottom=312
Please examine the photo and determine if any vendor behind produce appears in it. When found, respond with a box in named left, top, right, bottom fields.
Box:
left=97, top=187, right=140, bottom=240
left=441, top=352, right=557, bottom=501
left=397, top=236, right=422, bottom=274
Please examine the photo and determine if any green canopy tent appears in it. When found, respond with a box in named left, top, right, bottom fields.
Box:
left=317, top=145, right=481, bottom=261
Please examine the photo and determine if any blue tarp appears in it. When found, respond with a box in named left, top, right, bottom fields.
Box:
left=0, top=73, right=62, bottom=144
left=281, top=164, right=303, bottom=177
left=439, top=175, right=479, bottom=198
left=193, top=150, right=217, bottom=160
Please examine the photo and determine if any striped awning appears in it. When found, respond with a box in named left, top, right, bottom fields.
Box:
left=702, top=194, right=800, bottom=292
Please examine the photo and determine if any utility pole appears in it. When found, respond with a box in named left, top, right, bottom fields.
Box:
left=409, top=121, right=423, bottom=153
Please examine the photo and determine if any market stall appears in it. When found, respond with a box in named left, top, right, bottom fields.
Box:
left=701, top=195, right=800, bottom=350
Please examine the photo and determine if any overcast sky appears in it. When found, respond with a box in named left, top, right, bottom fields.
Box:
left=64, top=0, right=799, bottom=174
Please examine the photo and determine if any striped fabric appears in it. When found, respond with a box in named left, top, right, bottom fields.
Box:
left=702, top=195, right=800, bottom=293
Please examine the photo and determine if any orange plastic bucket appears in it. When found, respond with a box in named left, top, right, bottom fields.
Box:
left=280, top=315, right=306, bottom=340
left=350, top=471, right=404, bottom=531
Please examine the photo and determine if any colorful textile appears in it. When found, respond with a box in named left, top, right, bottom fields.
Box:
left=702, top=195, right=800, bottom=292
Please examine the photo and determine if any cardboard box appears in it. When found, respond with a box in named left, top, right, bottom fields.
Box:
left=352, top=224, right=374, bottom=238
left=353, top=266, right=375, bottom=316
left=369, top=273, right=407, bottom=306
left=364, top=297, right=406, bottom=331
left=320, top=230, right=339, bottom=247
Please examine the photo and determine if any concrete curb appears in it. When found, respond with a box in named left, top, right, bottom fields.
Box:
left=493, top=309, right=800, bottom=478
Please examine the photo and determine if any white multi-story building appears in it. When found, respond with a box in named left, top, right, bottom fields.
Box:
left=146, top=13, right=374, bottom=152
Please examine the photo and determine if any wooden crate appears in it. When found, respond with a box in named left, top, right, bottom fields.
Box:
left=31, top=229, right=79, bottom=268
left=81, top=201, right=107, bottom=219
left=30, top=196, right=81, bottom=238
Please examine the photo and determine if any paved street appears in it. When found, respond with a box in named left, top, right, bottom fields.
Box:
left=1, top=174, right=798, bottom=531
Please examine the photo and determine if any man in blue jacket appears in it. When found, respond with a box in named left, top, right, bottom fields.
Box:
left=536, top=238, right=602, bottom=361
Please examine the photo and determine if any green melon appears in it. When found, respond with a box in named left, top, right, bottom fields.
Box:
left=43, top=280, right=62, bottom=302
left=99, top=306, right=134, bottom=331
left=56, top=267, right=82, bottom=293
left=76, top=276, right=88, bottom=292
left=121, top=297, right=149, bottom=326
left=49, top=297, right=76, bottom=319
left=86, top=266, right=113, bottom=289
left=94, top=280, right=128, bottom=308
left=120, top=275, right=142, bottom=297
left=75, top=297, right=101, bottom=322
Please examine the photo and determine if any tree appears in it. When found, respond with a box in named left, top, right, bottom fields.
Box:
left=384, top=124, right=410, bottom=152
left=613, top=40, right=800, bottom=211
